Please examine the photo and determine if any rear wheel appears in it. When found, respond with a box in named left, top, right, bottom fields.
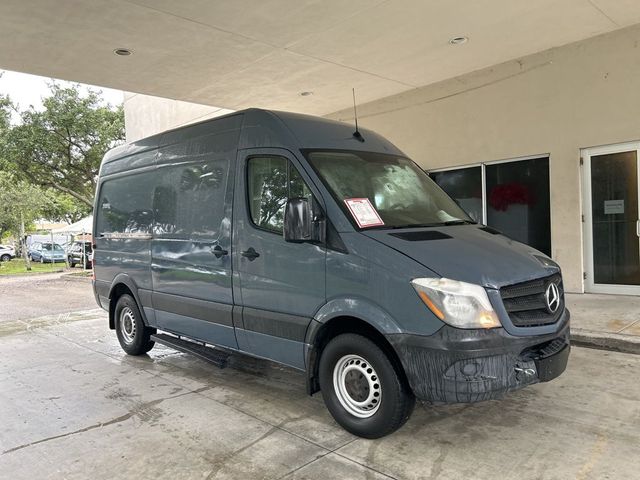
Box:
left=319, top=333, right=415, bottom=438
left=68, top=257, right=76, bottom=268
left=0, top=254, right=10, bottom=262
left=114, top=294, right=156, bottom=355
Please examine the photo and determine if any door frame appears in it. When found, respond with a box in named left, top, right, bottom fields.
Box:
left=581, top=141, right=640, bottom=295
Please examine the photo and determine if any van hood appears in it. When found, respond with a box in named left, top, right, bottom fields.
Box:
left=362, top=225, right=559, bottom=290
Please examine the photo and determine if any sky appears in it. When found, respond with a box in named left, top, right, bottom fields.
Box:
left=0, top=69, right=124, bottom=112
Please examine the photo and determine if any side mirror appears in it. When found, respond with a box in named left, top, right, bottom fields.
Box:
left=284, top=198, right=325, bottom=244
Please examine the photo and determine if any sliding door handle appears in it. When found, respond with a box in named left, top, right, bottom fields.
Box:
left=211, top=245, right=228, bottom=258
left=637, top=220, right=640, bottom=237
left=241, top=247, right=260, bottom=261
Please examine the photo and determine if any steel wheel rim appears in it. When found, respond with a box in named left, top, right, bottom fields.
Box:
left=333, top=354, right=381, bottom=418
left=119, top=307, right=136, bottom=344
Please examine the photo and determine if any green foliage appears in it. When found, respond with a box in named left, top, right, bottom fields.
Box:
left=1, top=82, right=124, bottom=207
left=41, top=190, right=91, bottom=224
left=0, top=172, right=47, bottom=238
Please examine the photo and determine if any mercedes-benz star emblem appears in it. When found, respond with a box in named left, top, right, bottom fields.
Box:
left=545, top=282, right=560, bottom=314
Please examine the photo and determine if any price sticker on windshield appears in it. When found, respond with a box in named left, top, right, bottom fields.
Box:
left=344, top=198, right=385, bottom=228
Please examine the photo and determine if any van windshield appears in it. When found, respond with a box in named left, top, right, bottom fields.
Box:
left=42, top=244, right=64, bottom=252
left=306, top=150, right=473, bottom=229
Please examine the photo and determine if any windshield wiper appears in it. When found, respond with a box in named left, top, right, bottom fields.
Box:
left=371, top=223, right=442, bottom=230
left=441, top=219, right=477, bottom=226
left=367, top=220, right=476, bottom=230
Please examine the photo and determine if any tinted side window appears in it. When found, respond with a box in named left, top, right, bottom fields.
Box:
left=153, top=159, right=229, bottom=238
left=96, top=171, right=154, bottom=234
left=247, top=156, right=313, bottom=234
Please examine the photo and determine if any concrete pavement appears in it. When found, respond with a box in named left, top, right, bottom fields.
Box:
left=1, top=309, right=639, bottom=479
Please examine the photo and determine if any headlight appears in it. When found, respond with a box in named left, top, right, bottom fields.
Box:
left=411, top=277, right=501, bottom=329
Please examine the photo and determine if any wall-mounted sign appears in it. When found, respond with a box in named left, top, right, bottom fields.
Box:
left=604, top=199, right=624, bottom=215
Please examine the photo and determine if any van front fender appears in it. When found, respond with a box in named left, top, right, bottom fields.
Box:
left=309, top=297, right=403, bottom=341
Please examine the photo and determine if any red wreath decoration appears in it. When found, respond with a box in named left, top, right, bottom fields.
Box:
left=489, top=183, right=534, bottom=211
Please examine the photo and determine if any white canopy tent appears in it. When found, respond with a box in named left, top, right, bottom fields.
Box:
left=52, top=215, right=93, bottom=235
left=52, top=215, right=93, bottom=271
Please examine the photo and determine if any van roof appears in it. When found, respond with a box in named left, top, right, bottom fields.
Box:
left=102, top=108, right=404, bottom=166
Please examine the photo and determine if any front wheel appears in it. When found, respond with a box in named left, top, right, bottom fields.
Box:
left=0, top=254, right=10, bottom=262
left=319, top=333, right=415, bottom=438
left=114, top=294, right=156, bottom=355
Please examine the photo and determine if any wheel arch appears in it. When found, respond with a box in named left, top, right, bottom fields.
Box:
left=305, top=301, right=408, bottom=396
left=108, top=275, right=149, bottom=329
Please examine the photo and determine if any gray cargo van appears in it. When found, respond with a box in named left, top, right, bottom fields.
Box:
left=93, top=109, right=570, bottom=438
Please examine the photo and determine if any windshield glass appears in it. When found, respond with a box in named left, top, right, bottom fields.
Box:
left=42, top=244, right=64, bottom=252
left=306, top=151, right=472, bottom=228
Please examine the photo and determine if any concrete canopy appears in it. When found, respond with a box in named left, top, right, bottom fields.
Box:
left=1, top=0, right=640, bottom=115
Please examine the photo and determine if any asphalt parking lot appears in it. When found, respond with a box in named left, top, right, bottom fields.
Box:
left=1, top=277, right=639, bottom=479
left=0, top=273, right=97, bottom=322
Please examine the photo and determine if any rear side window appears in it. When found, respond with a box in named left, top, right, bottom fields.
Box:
left=247, top=156, right=313, bottom=234
left=96, top=171, right=154, bottom=234
left=152, top=159, right=229, bottom=238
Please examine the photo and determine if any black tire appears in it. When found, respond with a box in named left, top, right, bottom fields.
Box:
left=68, top=257, right=76, bottom=268
left=114, top=294, right=156, bottom=355
left=318, top=333, right=415, bottom=438
left=40, top=257, right=45, bottom=264
left=0, top=254, right=10, bottom=262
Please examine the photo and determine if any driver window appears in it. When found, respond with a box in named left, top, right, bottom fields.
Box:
left=247, top=156, right=314, bottom=234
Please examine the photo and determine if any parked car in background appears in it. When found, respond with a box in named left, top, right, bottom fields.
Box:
left=28, top=242, right=66, bottom=263
left=0, top=244, right=16, bottom=262
left=67, top=241, right=93, bottom=268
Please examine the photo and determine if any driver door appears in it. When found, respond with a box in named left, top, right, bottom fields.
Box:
left=233, top=149, right=326, bottom=369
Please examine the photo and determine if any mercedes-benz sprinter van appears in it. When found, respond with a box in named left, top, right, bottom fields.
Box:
left=93, top=109, right=570, bottom=438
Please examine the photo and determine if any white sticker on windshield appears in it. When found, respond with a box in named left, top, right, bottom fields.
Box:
left=344, top=198, right=385, bottom=228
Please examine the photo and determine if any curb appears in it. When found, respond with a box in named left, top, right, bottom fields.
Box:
left=62, top=273, right=92, bottom=283
left=571, top=329, right=640, bottom=355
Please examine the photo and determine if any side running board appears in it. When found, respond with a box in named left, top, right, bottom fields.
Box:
left=151, top=333, right=230, bottom=369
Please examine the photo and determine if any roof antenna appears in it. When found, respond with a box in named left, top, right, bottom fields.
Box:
left=352, top=88, right=364, bottom=142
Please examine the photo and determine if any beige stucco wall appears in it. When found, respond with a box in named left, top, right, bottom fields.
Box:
left=123, top=24, right=640, bottom=293
left=327, top=24, right=640, bottom=293
left=124, top=93, right=233, bottom=142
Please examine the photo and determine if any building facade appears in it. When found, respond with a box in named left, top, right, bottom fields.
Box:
left=124, top=24, right=640, bottom=295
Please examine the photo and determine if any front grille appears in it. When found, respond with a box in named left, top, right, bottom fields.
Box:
left=500, top=274, right=564, bottom=327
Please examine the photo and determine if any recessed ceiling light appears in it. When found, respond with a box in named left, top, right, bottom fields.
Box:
left=113, top=48, right=133, bottom=56
left=449, top=36, right=468, bottom=45
left=299, top=91, right=313, bottom=97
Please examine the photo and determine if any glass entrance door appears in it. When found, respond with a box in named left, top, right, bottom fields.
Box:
left=583, top=143, right=640, bottom=294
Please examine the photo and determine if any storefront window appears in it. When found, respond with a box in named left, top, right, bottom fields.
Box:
left=431, top=157, right=551, bottom=256
left=430, top=167, right=482, bottom=222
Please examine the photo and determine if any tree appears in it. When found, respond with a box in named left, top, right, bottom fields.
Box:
left=2, top=82, right=124, bottom=208
left=0, top=172, right=48, bottom=270
left=41, top=190, right=91, bottom=224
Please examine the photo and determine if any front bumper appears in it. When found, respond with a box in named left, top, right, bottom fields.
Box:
left=386, top=309, right=570, bottom=404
